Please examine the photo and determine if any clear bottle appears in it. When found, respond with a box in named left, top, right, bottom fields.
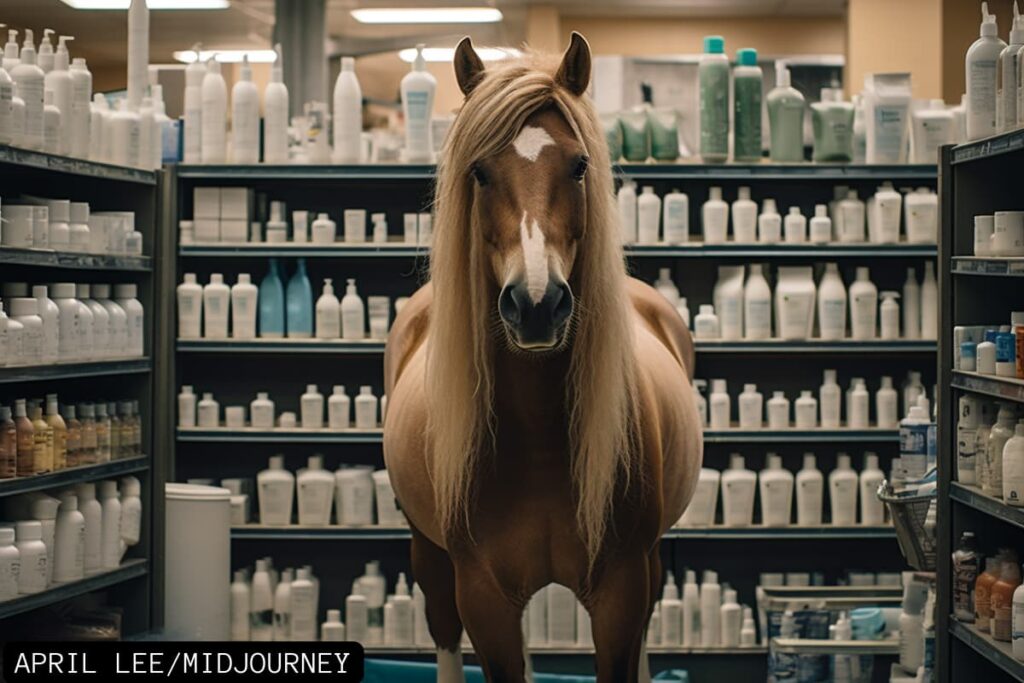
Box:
left=952, top=532, right=979, bottom=621
left=300, top=384, right=324, bottom=430
left=733, top=48, right=762, bottom=162
left=796, top=453, right=824, bottom=526
left=698, top=36, right=729, bottom=163
left=29, top=402, right=53, bottom=474
left=355, top=386, right=378, bottom=430
left=62, top=405, right=81, bottom=468
left=94, top=402, right=111, bottom=463
left=766, top=63, right=805, bottom=162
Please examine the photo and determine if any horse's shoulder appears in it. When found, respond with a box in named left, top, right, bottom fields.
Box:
left=626, top=277, right=695, bottom=379
left=384, top=283, right=433, bottom=394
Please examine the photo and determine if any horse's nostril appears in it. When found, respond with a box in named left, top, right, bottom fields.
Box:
left=498, top=285, right=520, bottom=325
left=551, top=282, right=573, bottom=328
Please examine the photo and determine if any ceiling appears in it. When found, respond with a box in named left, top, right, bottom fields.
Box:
left=2, top=0, right=847, bottom=82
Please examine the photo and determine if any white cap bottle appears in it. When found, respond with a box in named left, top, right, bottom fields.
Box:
left=341, top=278, right=365, bottom=341
left=333, top=56, right=363, bottom=163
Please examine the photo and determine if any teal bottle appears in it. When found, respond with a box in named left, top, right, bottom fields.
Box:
left=286, top=257, right=314, bottom=338
left=258, top=258, right=285, bottom=338
left=733, top=48, right=763, bottom=162
left=699, top=35, right=730, bottom=163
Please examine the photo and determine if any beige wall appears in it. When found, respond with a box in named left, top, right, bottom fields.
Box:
left=847, top=0, right=943, bottom=99
left=942, top=0, right=1016, bottom=102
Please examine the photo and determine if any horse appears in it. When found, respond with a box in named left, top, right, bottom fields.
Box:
left=383, top=33, right=703, bottom=683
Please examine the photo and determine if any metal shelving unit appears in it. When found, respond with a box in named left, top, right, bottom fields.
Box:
left=176, top=339, right=386, bottom=354
left=938, top=131, right=1024, bottom=683
left=0, top=145, right=163, bottom=637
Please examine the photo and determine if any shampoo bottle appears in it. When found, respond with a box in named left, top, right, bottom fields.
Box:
left=720, top=589, right=743, bottom=647
left=297, top=455, right=335, bottom=526
left=200, top=58, right=227, bottom=164
left=700, top=571, right=722, bottom=646
left=967, top=3, right=1006, bottom=140
left=355, top=386, right=378, bottom=430
left=300, top=385, right=324, bottom=429
left=286, top=258, right=313, bottom=338
left=757, top=199, right=782, bottom=243
left=231, top=570, right=251, bottom=641
left=849, top=267, right=878, bottom=340
left=259, top=258, right=285, bottom=338
left=263, top=44, right=289, bottom=163
left=796, top=453, right=824, bottom=526
left=332, top=56, right=362, bottom=163
left=820, top=369, right=841, bottom=428
left=766, top=64, right=805, bottom=162
left=817, top=263, right=847, bottom=340
left=809, top=205, right=832, bottom=243
left=257, top=455, right=294, bottom=525
left=733, top=48, right=763, bottom=162
left=617, top=180, right=637, bottom=244
left=315, top=279, right=341, bottom=339
left=637, top=186, right=661, bottom=244
left=231, top=274, right=258, bottom=340
left=859, top=453, right=886, bottom=524
left=659, top=572, right=682, bottom=646
left=202, top=273, right=230, bottom=339
left=732, top=187, right=757, bottom=243
left=11, top=30, right=44, bottom=150
left=663, top=189, right=689, bottom=243
left=795, top=390, right=817, bottom=429
left=698, top=36, right=729, bottom=163
left=783, top=207, right=807, bottom=243
left=829, top=453, right=858, bottom=526
left=760, top=454, right=794, bottom=526
left=903, top=268, right=921, bottom=340
left=702, top=187, right=729, bottom=243
left=682, top=570, right=700, bottom=646
left=743, top=264, right=772, bottom=340
left=767, top=391, right=790, bottom=429
left=654, top=268, right=680, bottom=306
left=401, top=45, right=436, bottom=163
left=341, top=278, right=365, bottom=340
left=709, top=379, right=730, bottom=429
left=738, top=384, right=763, bottom=430
left=722, top=454, right=756, bottom=526
left=328, top=386, right=351, bottom=430
left=230, top=55, right=259, bottom=164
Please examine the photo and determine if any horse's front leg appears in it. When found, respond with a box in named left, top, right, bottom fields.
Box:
left=453, top=559, right=528, bottom=683
left=586, top=551, right=652, bottom=683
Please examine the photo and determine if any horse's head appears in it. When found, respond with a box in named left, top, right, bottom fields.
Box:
left=453, top=34, right=593, bottom=352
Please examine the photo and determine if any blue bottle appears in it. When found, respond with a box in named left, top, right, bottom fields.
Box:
left=286, top=258, right=314, bottom=337
left=259, top=258, right=285, bottom=338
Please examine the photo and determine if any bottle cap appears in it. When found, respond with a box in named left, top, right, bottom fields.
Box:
left=736, top=48, right=757, bottom=66
left=703, top=36, right=724, bottom=54
left=815, top=204, right=828, bottom=217
left=15, top=520, right=42, bottom=541
left=803, top=453, right=816, bottom=468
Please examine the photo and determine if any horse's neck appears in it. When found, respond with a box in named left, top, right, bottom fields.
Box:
left=492, top=347, right=571, bottom=428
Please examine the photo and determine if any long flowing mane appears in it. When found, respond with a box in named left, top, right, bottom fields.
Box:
left=426, top=52, right=639, bottom=565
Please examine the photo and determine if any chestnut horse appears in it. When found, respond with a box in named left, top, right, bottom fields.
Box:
left=384, top=33, right=702, bottom=683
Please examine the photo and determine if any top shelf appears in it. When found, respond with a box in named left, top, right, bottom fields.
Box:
left=174, top=163, right=937, bottom=182
left=951, top=127, right=1024, bottom=165
left=0, top=144, right=157, bottom=185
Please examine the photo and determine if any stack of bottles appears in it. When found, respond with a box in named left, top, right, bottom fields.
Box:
left=954, top=313, right=1024, bottom=380
left=956, top=395, right=1024, bottom=504
left=178, top=384, right=383, bottom=432
left=222, top=455, right=405, bottom=528
left=656, top=261, right=937, bottom=342
left=0, top=394, right=142, bottom=478
left=0, top=198, right=140, bottom=255
left=619, top=182, right=937, bottom=246
left=951, top=531, right=1024, bottom=661
left=177, top=265, right=401, bottom=342
left=677, top=452, right=887, bottom=529
left=0, top=281, right=145, bottom=366
left=0, top=477, right=142, bottom=599
left=695, top=369, right=927, bottom=431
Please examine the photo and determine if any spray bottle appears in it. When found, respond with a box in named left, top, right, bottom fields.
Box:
left=966, top=2, right=1006, bottom=140
left=11, top=29, right=44, bottom=150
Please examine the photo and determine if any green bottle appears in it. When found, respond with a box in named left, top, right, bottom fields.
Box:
left=699, top=35, right=729, bottom=163
left=811, top=88, right=855, bottom=162
left=766, top=64, right=806, bottom=162
left=733, top=48, right=763, bottom=162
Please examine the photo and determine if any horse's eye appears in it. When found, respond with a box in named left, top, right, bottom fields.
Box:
left=471, top=164, right=488, bottom=186
left=572, top=156, right=589, bottom=181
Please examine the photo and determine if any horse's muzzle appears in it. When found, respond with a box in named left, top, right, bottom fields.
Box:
left=498, top=279, right=573, bottom=349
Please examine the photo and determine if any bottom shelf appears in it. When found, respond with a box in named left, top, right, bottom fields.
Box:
left=0, top=559, right=148, bottom=620
left=949, top=620, right=1024, bottom=681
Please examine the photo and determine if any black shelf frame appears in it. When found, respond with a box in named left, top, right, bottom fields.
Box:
left=0, top=560, right=148, bottom=620
left=0, top=456, right=149, bottom=498
left=0, top=145, right=156, bottom=185
left=0, top=359, right=151, bottom=384
left=0, top=247, right=152, bottom=271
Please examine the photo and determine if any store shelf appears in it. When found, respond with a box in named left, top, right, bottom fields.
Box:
left=615, top=163, right=937, bottom=180
left=0, top=456, right=149, bottom=498
left=951, top=371, right=1024, bottom=403
left=0, top=144, right=157, bottom=184
left=364, top=645, right=767, bottom=656
left=176, top=339, right=385, bottom=354
left=952, top=257, right=1024, bottom=276
left=0, top=559, right=148, bottom=620
left=695, top=340, right=936, bottom=354
left=177, top=428, right=383, bottom=443
left=703, top=428, right=898, bottom=443
left=949, top=621, right=1024, bottom=682
left=0, top=358, right=151, bottom=384
left=951, top=128, right=1024, bottom=165
left=771, top=637, right=899, bottom=656
left=231, top=525, right=895, bottom=541
left=179, top=243, right=427, bottom=258
left=950, top=483, right=1024, bottom=531
left=175, top=163, right=435, bottom=180
left=0, top=248, right=151, bottom=271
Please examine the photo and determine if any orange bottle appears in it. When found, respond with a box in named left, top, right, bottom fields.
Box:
left=991, top=554, right=1022, bottom=641
left=976, top=555, right=1002, bottom=632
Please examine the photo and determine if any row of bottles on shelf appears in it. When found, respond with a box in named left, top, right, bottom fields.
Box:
left=657, top=262, right=936, bottom=341
left=0, top=393, right=142, bottom=478
left=177, top=269, right=403, bottom=342
left=696, top=369, right=930, bottom=432
left=679, top=453, right=886, bottom=528
left=952, top=532, right=1024, bottom=659
left=650, top=571, right=755, bottom=649
left=186, top=191, right=433, bottom=246
left=0, top=197, right=141, bottom=255
left=972, top=211, right=1024, bottom=257
left=965, top=2, right=1024, bottom=140
left=179, top=385, right=383, bottom=432
left=618, top=183, right=937, bottom=246
left=956, top=397, right=1024, bottom=503
left=0, top=281, right=144, bottom=366
left=0, top=478, right=142, bottom=599
left=954, top=314, right=1024, bottom=380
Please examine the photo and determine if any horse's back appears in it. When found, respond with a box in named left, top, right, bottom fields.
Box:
left=627, top=277, right=695, bottom=379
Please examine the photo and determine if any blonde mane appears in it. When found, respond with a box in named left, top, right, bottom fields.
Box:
left=426, top=53, right=639, bottom=566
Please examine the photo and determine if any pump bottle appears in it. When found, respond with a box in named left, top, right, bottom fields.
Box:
left=316, top=279, right=341, bottom=339
left=341, top=279, right=365, bottom=340
left=967, top=3, right=1006, bottom=140
left=11, top=30, right=44, bottom=150
left=401, top=45, right=436, bottom=163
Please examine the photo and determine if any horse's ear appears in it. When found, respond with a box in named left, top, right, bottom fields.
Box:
left=454, top=36, right=486, bottom=97
left=555, top=32, right=591, bottom=97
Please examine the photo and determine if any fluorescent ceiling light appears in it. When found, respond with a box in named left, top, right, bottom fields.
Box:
left=399, top=46, right=519, bottom=63
left=61, top=0, right=229, bottom=8
left=352, top=7, right=503, bottom=24
left=174, top=49, right=277, bottom=63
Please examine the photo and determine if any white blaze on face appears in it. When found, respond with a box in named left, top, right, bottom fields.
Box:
left=513, top=125, right=555, bottom=162
left=520, top=211, right=548, bottom=304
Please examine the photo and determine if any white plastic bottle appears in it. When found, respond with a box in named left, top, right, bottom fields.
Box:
left=784, top=207, right=807, bottom=243
left=42, top=89, right=61, bottom=153
left=316, top=279, right=341, bottom=339
left=796, top=453, right=824, bottom=526
left=298, top=455, right=335, bottom=526
left=197, top=392, right=219, bottom=428
left=301, top=384, right=324, bottom=429
left=757, top=198, right=782, bottom=243
left=817, top=263, right=847, bottom=340
left=809, top=204, right=832, bottom=243
left=333, top=56, right=363, bottom=163
left=44, top=36, right=73, bottom=155
left=663, top=189, right=689, bottom=244
left=709, top=379, right=730, bottom=430
left=249, top=392, right=274, bottom=429
left=767, top=391, right=790, bottom=429
left=760, top=453, right=794, bottom=526
left=321, top=609, right=346, bottom=642
left=715, top=265, right=745, bottom=341
left=795, top=391, right=818, bottom=429
left=637, top=186, right=661, bottom=244
left=702, top=187, right=729, bottom=244
left=850, top=379, right=870, bottom=428
left=257, top=455, right=294, bottom=525
left=722, top=454, right=756, bottom=526
left=870, top=184, right=902, bottom=244
left=119, top=475, right=142, bottom=549
left=1004, top=421, right=1024, bottom=505
left=11, top=30, right=44, bottom=150
left=341, top=278, right=365, bottom=341
left=700, top=570, right=722, bottom=647
left=838, top=190, right=866, bottom=242
left=0, top=528, right=19, bottom=600
left=738, top=384, right=764, bottom=430
left=1002, top=4, right=1024, bottom=132
left=263, top=44, right=289, bottom=164
left=15, top=521, right=47, bottom=594
left=182, top=50, right=204, bottom=160
left=328, top=386, right=351, bottom=430
left=880, top=291, right=900, bottom=340
left=114, top=284, right=144, bottom=357
left=401, top=45, right=436, bottom=163
left=617, top=180, right=637, bottom=244
left=178, top=386, right=197, bottom=428
left=250, top=559, right=274, bottom=640
left=682, top=569, right=700, bottom=647
left=829, top=454, right=858, bottom=526
left=903, top=267, right=921, bottom=340
left=230, top=55, right=259, bottom=164
left=654, top=269, right=680, bottom=306
left=899, top=581, right=928, bottom=673
left=273, top=567, right=293, bottom=641
left=720, top=588, right=742, bottom=647
left=231, top=274, right=258, bottom=340
left=32, top=286, right=59, bottom=363
left=200, top=58, right=227, bottom=164
left=820, top=369, right=842, bottom=428
left=202, top=274, right=230, bottom=339
left=877, top=376, right=899, bottom=428
left=920, top=261, right=937, bottom=339
left=694, top=304, right=720, bottom=340
left=53, top=491, right=85, bottom=583
left=967, top=3, right=1006, bottom=140
left=74, top=483, right=102, bottom=575
left=230, top=569, right=251, bottom=641
left=848, top=267, right=878, bottom=340
left=859, top=453, right=886, bottom=524
left=312, top=213, right=336, bottom=244
left=355, top=386, right=378, bottom=430
left=744, top=264, right=772, bottom=340
left=97, top=480, right=121, bottom=569
left=732, top=187, right=757, bottom=243
left=290, top=567, right=317, bottom=641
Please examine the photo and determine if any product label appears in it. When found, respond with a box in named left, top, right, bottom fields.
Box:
left=958, top=426, right=978, bottom=482
left=871, top=106, right=908, bottom=163
left=779, top=293, right=812, bottom=338
left=1013, top=600, right=1024, bottom=645
left=0, top=557, right=19, bottom=599
left=819, top=300, right=845, bottom=336
left=969, top=60, right=998, bottom=132
left=699, top=65, right=729, bottom=157
left=997, top=333, right=1016, bottom=363
left=720, top=299, right=742, bottom=336
left=746, top=300, right=771, bottom=335
left=993, top=593, right=1013, bottom=641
